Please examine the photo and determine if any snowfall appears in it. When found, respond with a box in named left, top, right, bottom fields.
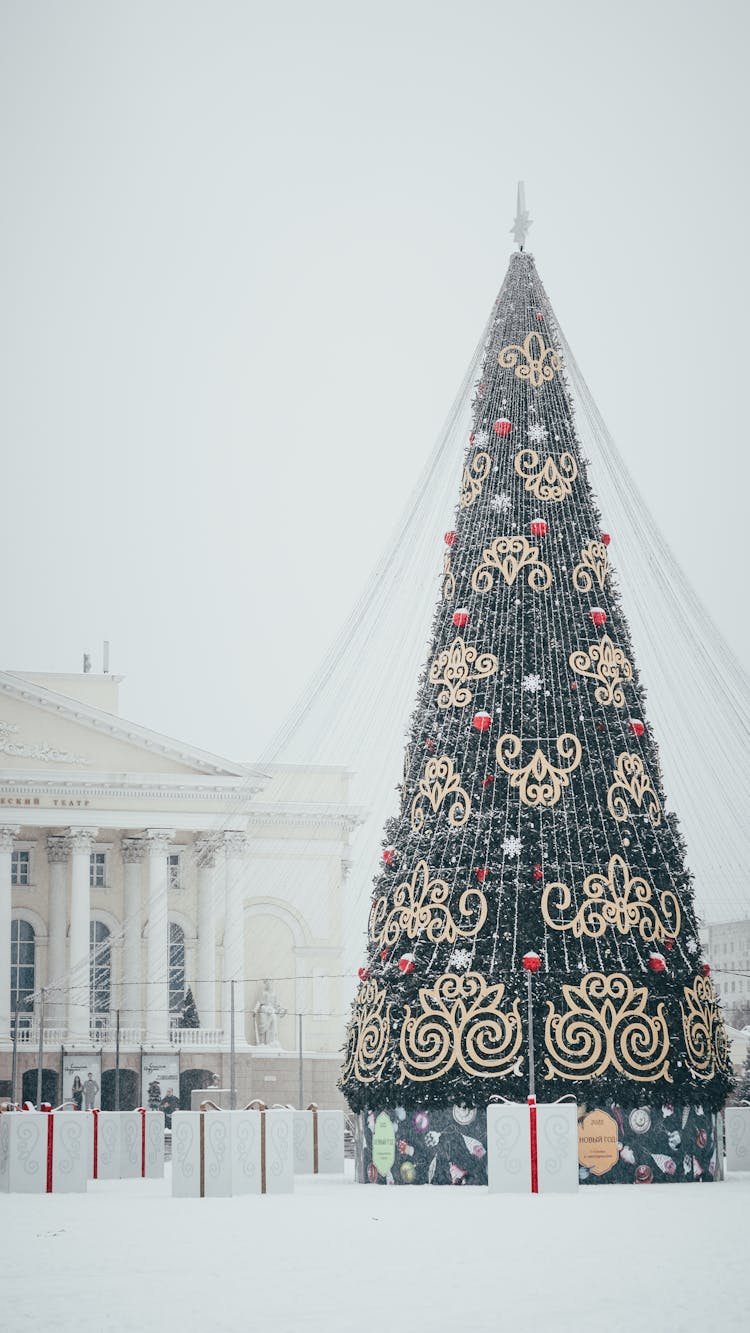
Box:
left=2, top=1163, right=749, bottom=1333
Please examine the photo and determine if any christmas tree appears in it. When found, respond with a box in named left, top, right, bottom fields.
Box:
left=734, top=1043, right=750, bottom=1105
left=340, top=207, right=733, bottom=1186
left=179, top=987, right=200, bottom=1029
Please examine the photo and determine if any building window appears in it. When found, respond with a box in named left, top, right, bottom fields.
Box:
left=11, top=850, right=31, bottom=887
left=167, top=854, right=182, bottom=891
left=11, top=919, right=35, bottom=1015
left=169, top=922, right=185, bottom=1014
left=89, top=851, right=107, bottom=889
left=90, top=921, right=111, bottom=1015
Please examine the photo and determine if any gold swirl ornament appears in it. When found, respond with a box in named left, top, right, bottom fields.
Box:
left=397, top=971, right=523, bottom=1084
left=369, top=859, right=487, bottom=950
left=428, top=635, right=498, bottom=709
left=680, top=974, right=732, bottom=1081
left=340, top=978, right=392, bottom=1085
left=514, top=449, right=578, bottom=502
left=470, top=535, right=553, bottom=593
left=569, top=634, right=633, bottom=708
left=495, top=732, right=582, bottom=809
left=460, top=451, right=491, bottom=509
left=607, top=752, right=662, bottom=826
left=410, top=755, right=471, bottom=832
left=442, top=549, right=455, bottom=601
left=498, top=331, right=561, bottom=389
left=541, top=854, right=681, bottom=943
left=544, top=972, right=672, bottom=1084
left=572, top=540, right=609, bottom=593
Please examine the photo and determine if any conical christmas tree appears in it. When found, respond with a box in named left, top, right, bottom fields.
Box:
left=340, top=221, right=733, bottom=1186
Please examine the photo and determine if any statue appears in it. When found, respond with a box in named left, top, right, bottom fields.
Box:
left=253, top=979, right=286, bottom=1047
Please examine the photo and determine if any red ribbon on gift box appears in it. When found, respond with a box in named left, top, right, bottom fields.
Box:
left=137, top=1108, right=146, bottom=1177
left=528, top=1096, right=539, bottom=1194
left=45, top=1112, right=54, bottom=1194
left=92, top=1109, right=99, bottom=1180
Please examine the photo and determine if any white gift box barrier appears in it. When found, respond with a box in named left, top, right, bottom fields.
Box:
left=89, top=1111, right=164, bottom=1180
left=725, top=1107, right=750, bottom=1172
left=487, top=1100, right=578, bottom=1194
left=0, top=1112, right=88, bottom=1194
left=171, top=1108, right=294, bottom=1197
left=293, top=1108, right=345, bottom=1174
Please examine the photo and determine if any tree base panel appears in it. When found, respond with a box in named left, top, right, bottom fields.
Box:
left=353, top=1102, right=720, bottom=1185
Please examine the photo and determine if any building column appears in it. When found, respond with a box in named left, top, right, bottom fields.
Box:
left=46, top=836, right=71, bottom=1024
left=145, top=830, right=173, bottom=1046
left=0, top=825, right=21, bottom=1041
left=194, top=837, right=217, bottom=1030
left=67, top=827, right=98, bottom=1046
left=121, top=838, right=146, bottom=1030
left=223, top=832, right=248, bottom=1037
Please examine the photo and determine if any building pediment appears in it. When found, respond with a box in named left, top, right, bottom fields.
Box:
left=0, top=672, right=253, bottom=781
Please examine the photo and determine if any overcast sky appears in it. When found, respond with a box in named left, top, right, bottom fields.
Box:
left=2, top=0, right=748, bottom=761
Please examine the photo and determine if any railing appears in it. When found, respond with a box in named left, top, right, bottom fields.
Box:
left=7, top=1021, right=224, bottom=1048
left=169, top=1028, right=224, bottom=1047
left=14, top=1024, right=67, bottom=1046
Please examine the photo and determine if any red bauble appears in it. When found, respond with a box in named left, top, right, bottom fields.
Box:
left=601, top=532, right=611, bottom=547
left=444, top=530, right=457, bottom=547
left=481, top=775, right=495, bottom=788
left=536, top=313, right=543, bottom=321
left=469, top=432, right=475, bottom=444
left=533, top=864, right=543, bottom=882
left=589, top=607, right=607, bottom=627
left=357, top=966, right=370, bottom=981
left=382, top=846, right=396, bottom=866
left=571, top=683, right=578, bottom=690
left=629, top=719, right=645, bottom=738
left=493, top=418, right=512, bottom=437
left=474, top=867, right=489, bottom=883
left=648, top=952, right=666, bottom=973
left=380, top=949, right=389, bottom=963
left=398, top=953, right=415, bottom=975
left=453, top=607, right=470, bottom=628
left=522, top=951, right=542, bottom=973
left=425, top=738, right=435, bottom=752
left=473, top=711, right=492, bottom=732
left=530, top=517, right=548, bottom=537
left=664, top=938, right=674, bottom=952
left=702, top=963, right=711, bottom=977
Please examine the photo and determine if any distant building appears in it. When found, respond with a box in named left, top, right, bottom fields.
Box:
left=0, top=668, right=360, bottom=1109
left=700, top=919, right=750, bottom=1020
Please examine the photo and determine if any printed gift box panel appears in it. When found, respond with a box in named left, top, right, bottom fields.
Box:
left=577, top=1103, right=719, bottom=1184
left=355, top=1101, right=719, bottom=1186
left=357, top=1106, right=489, bottom=1185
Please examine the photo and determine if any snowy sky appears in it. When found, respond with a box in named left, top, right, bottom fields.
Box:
left=2, top=0, right=748, bottom=761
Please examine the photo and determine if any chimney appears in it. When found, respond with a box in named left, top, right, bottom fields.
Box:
left=103, top=640, right=110, bottom=674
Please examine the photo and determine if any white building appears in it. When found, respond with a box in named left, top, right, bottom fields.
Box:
left=701, top=919, right=750, bottom=1021
left=0, top=668, right=359, bottom=1109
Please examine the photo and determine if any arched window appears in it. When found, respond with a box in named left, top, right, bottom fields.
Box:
left=11, top=919, right=35, bottom=1016
left=169, top=922, right=186, bottom=1014
left=90, top=921, right=111, bottom=1016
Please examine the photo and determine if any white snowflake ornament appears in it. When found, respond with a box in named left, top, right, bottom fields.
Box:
left=528, top=421, right=548, bottom=445
left=449, top=947, right=473, bottom=971
left=522, top=673, right=542, bottom=693
left=502, top=835, right=522, bottom=858
left=490, top=493, right=511, bottom=513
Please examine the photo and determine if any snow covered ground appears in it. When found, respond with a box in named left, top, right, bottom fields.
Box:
left=2, top=1163, right=748, bottom=1332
